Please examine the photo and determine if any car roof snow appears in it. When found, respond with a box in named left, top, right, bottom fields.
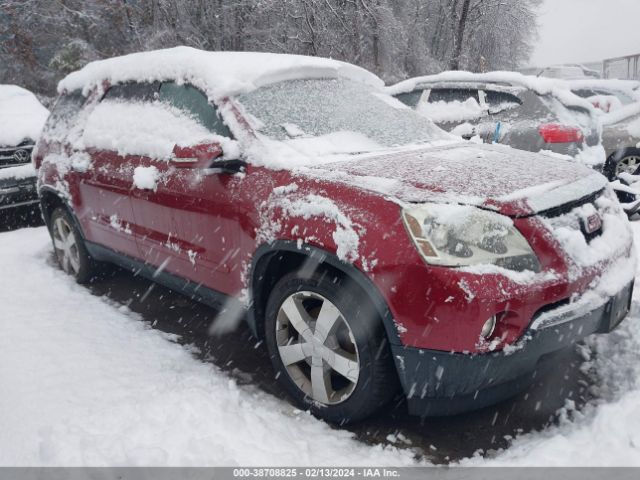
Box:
left=58, top=46, right=384, bottom=101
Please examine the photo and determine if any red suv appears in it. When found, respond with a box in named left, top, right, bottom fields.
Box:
left=34, top=47, right=635, bottom=423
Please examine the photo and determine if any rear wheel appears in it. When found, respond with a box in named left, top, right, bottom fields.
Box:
left=50, top=207, right=98, bottom=284
left=264, top=270, right=398, bottom=424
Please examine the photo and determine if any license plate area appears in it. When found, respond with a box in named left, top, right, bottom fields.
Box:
left=606, top=283, right=633, bottom=332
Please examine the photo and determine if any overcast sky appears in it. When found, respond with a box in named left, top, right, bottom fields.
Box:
left=531, top=0, right=640, bottom=67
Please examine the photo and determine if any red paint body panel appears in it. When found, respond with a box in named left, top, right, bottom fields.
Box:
left=34, top=84, right=633, bottom=358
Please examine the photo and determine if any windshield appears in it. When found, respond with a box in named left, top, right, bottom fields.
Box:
left=235, top=78, right=449, bottom=152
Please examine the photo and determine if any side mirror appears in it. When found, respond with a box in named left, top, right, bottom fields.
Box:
left=171, top=142, right=223, bottom=166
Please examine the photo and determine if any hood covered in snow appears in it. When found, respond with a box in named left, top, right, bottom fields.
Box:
left=0, top=85, right=49, bottom=147
left=312, top=143, right=608, bottom=216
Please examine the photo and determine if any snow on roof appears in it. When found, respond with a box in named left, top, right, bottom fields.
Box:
left=386, top=71, right=596, bottom=111
left=0, top=84, right=49, bottom=147
left=58, top=46, right=384, bottom=100
left=564, top=79, right=640, bottom=97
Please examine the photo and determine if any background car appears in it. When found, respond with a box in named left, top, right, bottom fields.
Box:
left=537, top=64, right=602, bottom=80
left=388, top=72, right=604, bottom=168
left=0, top=85, right=49, bottom=216
left=565, top=80, right=640, bottom=181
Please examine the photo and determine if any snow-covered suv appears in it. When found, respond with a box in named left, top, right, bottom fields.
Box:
left=0, top=85, right=49, bottom=213
left=34, top=47, right=635, bottom=423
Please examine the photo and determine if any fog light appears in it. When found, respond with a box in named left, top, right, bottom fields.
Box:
left=481, top=316, right=497, bottom=339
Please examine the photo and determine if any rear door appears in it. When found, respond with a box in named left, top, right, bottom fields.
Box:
left=78, top=82, right=160, bottom=259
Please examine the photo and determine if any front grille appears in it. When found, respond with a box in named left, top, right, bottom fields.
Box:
left=541, top=190, right=607, bottom=245
left=538, top=188, right=604, bottom=219
left=0, top=145, right=34, bottom=168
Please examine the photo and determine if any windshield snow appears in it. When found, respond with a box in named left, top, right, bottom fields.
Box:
left=235, top=78, right=449, bottom=152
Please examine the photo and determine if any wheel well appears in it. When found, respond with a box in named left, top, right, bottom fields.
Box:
left=250, top=246, right=399, bottom=346
left=604, top=147, right=640, bottom=180
left=39, top=190, right=67, bottom=228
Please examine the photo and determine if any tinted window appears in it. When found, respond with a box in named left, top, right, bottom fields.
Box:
left=428, top=88, right=480, bottom=103
left=484, top=90, right=522, bottom=114
left=42, top=90, right=87, bottom=141
left=395, top=90, right=423, bottom=108
left=104, top=82, right=160, bottom=102
left=159, top=82, right=231, bottom=137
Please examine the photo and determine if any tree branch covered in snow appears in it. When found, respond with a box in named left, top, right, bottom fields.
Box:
left=0, top=0, right=541, bottom=98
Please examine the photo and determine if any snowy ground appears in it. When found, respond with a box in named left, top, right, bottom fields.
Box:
left=1, top=225, right=640, bottom=466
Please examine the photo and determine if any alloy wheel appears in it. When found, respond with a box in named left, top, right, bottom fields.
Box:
left=52, top=216, right=81, bottom=275
left=275, top=291, right=360, bottom=405
left=616, top=155, right=640, bottom=176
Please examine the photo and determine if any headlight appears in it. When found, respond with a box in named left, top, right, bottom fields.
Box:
left=402, top=204, right=540, bottom=272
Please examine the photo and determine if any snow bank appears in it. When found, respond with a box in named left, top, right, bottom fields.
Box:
left=0, top=84, right=49, bottom=146
left=58, top=47, right=383, bottom=101
left=0, top=228, right=419, bottom=466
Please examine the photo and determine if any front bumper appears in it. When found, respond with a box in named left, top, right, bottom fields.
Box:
left=0, top=175, right=39, bottom=211
left=392, top=281, right=634, bottom=417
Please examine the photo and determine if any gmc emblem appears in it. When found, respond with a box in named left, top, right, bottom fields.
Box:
left=583, top=212, right=603, bottom=234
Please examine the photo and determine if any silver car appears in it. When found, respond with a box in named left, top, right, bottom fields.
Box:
left=568, top=79, right=640, bottom=180
left=388, top=73, right=602, bottom=167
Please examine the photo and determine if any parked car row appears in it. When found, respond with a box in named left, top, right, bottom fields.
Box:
left=3, top=47, right=636, bottom=423
left=388, top=72, right=602, bottom=166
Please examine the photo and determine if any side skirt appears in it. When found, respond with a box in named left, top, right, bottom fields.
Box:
left=85, top=241, right=246, bottom=316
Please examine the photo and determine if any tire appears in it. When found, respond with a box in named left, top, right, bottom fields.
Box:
left=264, top=270, right=398, bottom=424
left=604, top=148, right=640, bottom=181
left=50, top=207, right=99, bottom=284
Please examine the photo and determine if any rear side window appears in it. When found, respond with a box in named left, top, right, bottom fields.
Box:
left=159, top=82, right=232, bottom=137
left=484, top=90, right=522, bottom=114
left=41, top=90, right=87, bottom=142
left=418, top=88, right=484, bottom=123
left=395, top=90, right=423, bottom=108
left=428, top=88, right=480, bottom=103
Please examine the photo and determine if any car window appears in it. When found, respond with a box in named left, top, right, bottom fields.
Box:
left=235, top=78, right=447, bottom=152
left=394, top=90, right=423, bottom=108
left=427, top=88, right=480, bottom=103
left=41, top=90, right=87, bottom=142
left=484, top=90, right=522, bottom=114
left=159, top=82, right=232, bottom=138
left=418, top=88, right=484, bottom=123
left=83, top=83, right=228, bottom=161
left=104, top=82, right=160, bottom=102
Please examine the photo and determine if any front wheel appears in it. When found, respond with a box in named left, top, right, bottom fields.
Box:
left=604, top=148, right=640, bottom=180
left=50, top=207, right=99, bottom=284
left=264, top=271, right=398, bottom=424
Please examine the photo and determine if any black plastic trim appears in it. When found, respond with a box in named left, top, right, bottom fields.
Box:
left=85, top=241, right=239, bottom=313
left=248, top=241, right=402, bottom=345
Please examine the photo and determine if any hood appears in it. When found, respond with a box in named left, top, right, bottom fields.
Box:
left=313, top=143, right=608, bottom=216
left=0, top=85, right=49, bottom=147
